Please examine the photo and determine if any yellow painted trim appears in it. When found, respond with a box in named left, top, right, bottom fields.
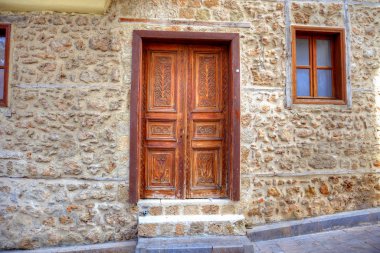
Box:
left=0, top=0, right=110, bottom=14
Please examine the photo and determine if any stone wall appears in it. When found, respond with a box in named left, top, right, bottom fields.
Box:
left=0, top=0, right=379, bottom=250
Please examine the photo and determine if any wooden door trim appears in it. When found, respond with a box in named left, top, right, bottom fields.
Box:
left=129, top=30, right=240, bottom=203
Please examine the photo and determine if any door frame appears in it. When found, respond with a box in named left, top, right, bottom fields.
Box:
left=129, top=30, right=240, bottom=203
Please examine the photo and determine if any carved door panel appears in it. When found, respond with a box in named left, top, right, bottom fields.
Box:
left=141, top=43, right=228, bottom=199
left=141, top=44, right=185, bottom=198
left=187, top=45, right=228, bottom=198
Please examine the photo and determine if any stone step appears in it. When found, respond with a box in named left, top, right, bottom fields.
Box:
left=138, top=199, right=239, bottom=216
left=136, top=235, right=254, bottom=253
left=138, top=214, right=246, bottom=237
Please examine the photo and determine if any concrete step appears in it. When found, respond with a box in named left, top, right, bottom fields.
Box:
left=136, top=235, right=254, bottom=253
left=138, top=199, right=239, bottom=216
left=247, top=207, right=380, bottom=242
left=1, top=241, right=137, bottom=253
left=138, top=214, right=246, bottom=237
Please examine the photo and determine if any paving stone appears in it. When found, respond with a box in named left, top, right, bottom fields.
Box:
left=211, top=245, right=244, bottom=253
left=1, top=241, right=137, bottom=253
left=248, top=208, right=380, bottom=242
left=253, top=225, right=380, bottom=253
left=136, top=236, right=253, bottom=253
left=145, top=248, right=212, bottom=253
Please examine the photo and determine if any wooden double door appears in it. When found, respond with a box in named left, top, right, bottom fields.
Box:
left=141, top=42, right=229, bottom=199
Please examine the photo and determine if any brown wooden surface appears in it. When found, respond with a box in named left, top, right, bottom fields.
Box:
left=141, top=43, right=228, bottom=199
left=229, top=34, right=240, bottom=201
left=0, top=24, right=11, bottom=107
left=291, top=26, right=346, bottom=105
left=129, top=31, right=240, bottom=203
left=187, top=45, right=228, bottom=198
left=131, top=30, right=238, bottom=43
left=129, top=31, right=142, bottom=203
left=141, top=43, right=184, bottom=198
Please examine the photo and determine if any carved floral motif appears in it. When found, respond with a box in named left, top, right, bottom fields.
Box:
left=196, top=153, right=215, bottom=184
left=152, top=154, right=170, bottom=183
left=153, top=56, right=172, bottom=107
left=196, top=125, right=217, bottom=135
left=198, top=55, right=217, bottom=107
left=151, top=125, right=172, bottom=135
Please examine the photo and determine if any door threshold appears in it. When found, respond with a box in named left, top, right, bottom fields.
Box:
left=138, top=198, right=235, bottom=206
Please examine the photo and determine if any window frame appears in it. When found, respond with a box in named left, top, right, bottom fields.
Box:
left=0, top=24, right=11, bottom=107
left=291, top=26, right=346, bottom=105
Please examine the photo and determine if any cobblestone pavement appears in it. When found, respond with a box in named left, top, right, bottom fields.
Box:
left=253, top=224, right=380, bottom=253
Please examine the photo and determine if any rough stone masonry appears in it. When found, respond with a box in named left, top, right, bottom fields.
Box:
left=0, top=0, right=379, bottom=250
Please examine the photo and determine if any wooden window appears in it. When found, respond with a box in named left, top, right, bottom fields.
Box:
left=292, top=26, right=346, bottom=105
left=0, top=24, right=10, bottom=107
